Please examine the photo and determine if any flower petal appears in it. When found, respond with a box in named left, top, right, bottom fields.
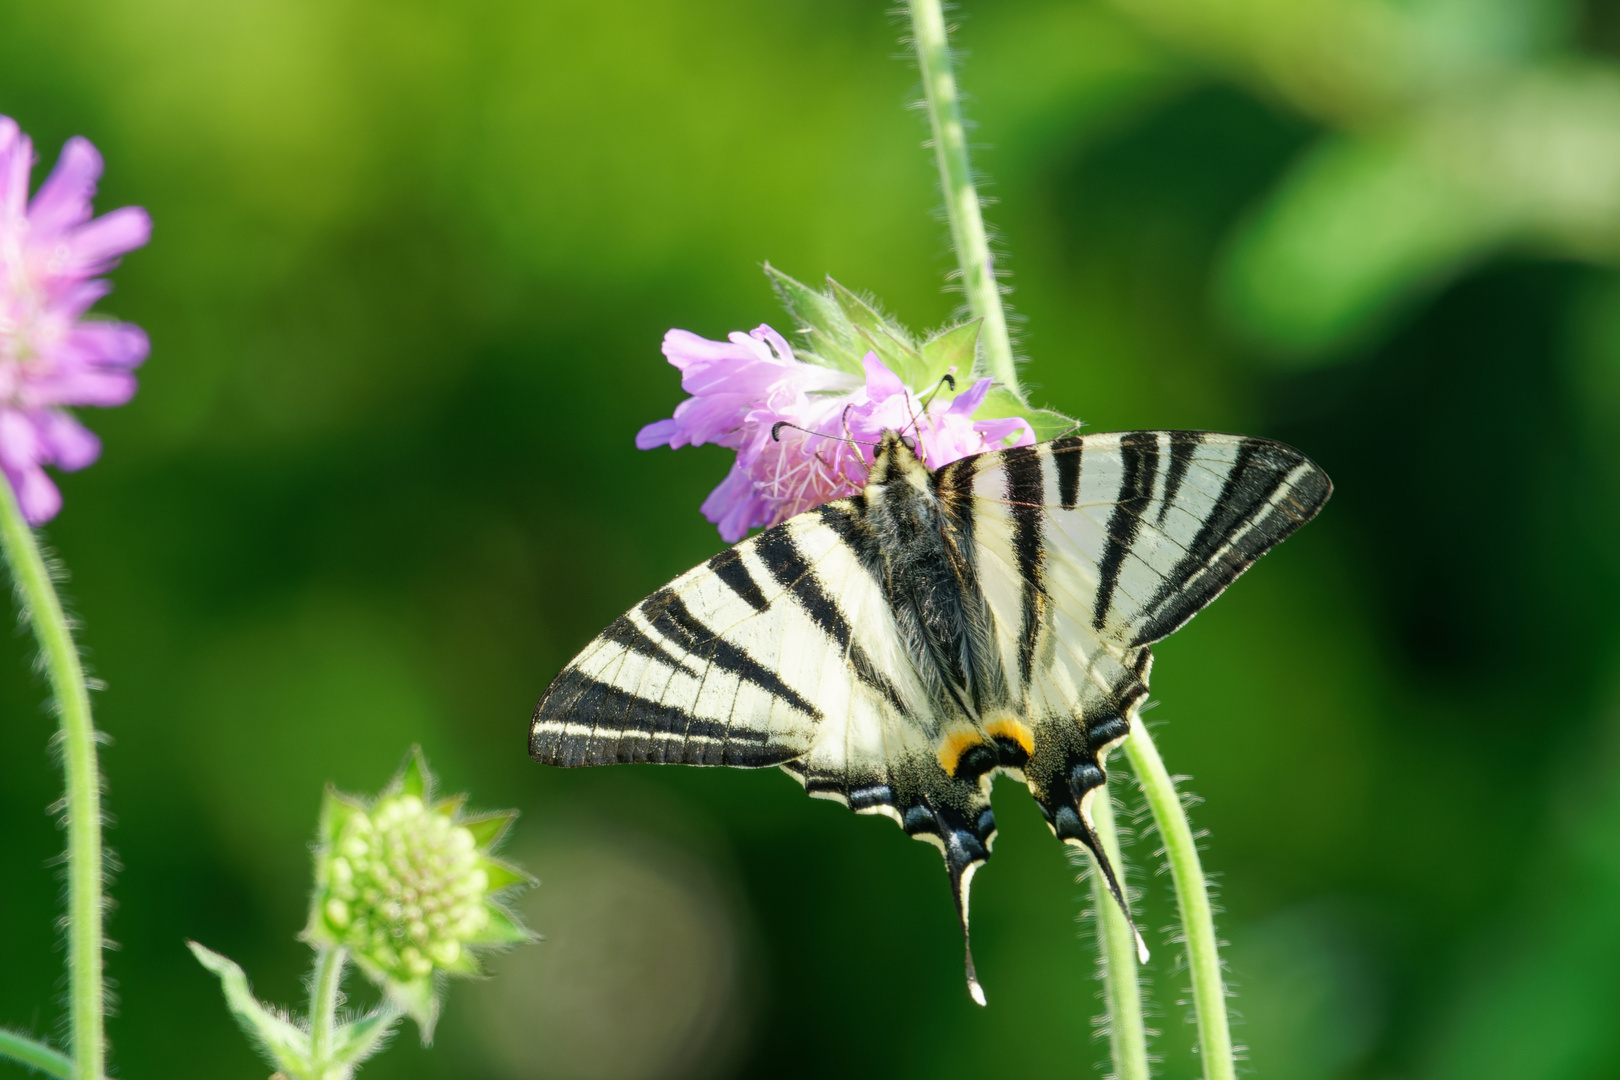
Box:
left=0, top=117, right=31, bottom=221
left=11, top=463, right=61, bottom=525
left=28, top=136, right=102, bottom=238
left=0, top=408, right=41, bottom=471
left=635, top=417, right=680, bottom=450
left=700, top=460, right=769, bottom=543
left=945, top=377, right=995, bottom=417
left=861, top=352, right=906, bottom=401
left=38, top=409, right=100, bottom=471
left=63, top=205, right=151, bottom=274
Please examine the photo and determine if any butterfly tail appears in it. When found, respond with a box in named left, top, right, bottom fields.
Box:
left=906, top=795, right=997, bottom=1005
left=1073, top=803, right=1151, bottom=964
left=1023, top=714, right=1152, bottom=964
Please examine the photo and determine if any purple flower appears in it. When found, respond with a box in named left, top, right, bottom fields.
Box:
left=0, top=117, right=150, bottom=524
left=639, top=324, right=1035, bottom=541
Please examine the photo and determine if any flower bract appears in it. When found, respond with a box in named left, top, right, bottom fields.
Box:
left=304, top=748, right=534, bottom=1040
left=0, top=116, right=149, bottom=523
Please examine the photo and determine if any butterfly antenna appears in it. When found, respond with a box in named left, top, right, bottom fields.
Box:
left=1081, top=815, right=1151, bottom=964
left=771, top=419, right=878, bottom=449
left=919, top=371, right=957, bottom=411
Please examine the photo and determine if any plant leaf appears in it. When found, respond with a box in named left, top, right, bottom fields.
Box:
left=920, top=320, right=981, bottom=387
left=827, top=280, right=925, bottom=382
left=973, top=387, right=1078, bottom=441
left=187, top=941, right=311, bottom=1077
left=329, top=1004, right=404, bottom=1072
left=765, top=264, right=867, bottom=373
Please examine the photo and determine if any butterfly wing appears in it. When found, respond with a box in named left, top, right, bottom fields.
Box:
left=530, top=501, right=997, bottom=884
left=936, top=431, right=1332, bottom=914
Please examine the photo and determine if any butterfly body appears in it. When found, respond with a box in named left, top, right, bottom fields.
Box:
left=530, top=429, right=1331, bottom=1003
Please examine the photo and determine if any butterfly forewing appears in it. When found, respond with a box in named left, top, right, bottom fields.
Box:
left=531, top=502, right=938, bottom=799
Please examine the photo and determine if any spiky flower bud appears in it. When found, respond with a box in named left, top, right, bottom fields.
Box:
left=304, top=747, right=533, bottom=1037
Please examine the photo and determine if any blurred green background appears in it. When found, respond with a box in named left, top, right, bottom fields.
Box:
left=5, top=0, right=1620, bottom=1077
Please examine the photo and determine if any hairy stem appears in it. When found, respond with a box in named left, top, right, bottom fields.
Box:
left=905, top=0, right=1018, bottom=392
left=309, top=947, right=346, bottom=1075
left=0, top=480, right=104, bottom=1080
left=0, top=1030, right=76, bottom=1080
left=1089, top=787, right=1151, bottom=1080
left=1124, top=717, right=1233, bottom=1080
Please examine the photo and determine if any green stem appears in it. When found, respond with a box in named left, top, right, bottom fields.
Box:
left=1088, top=787, right=1151, bottom=1080
left=1124, top=717, right=1234, bottom=1080
left=308, top=947, right=346, bottom=1074
left=0, top=1030, right=75, bottom=1080
left=905, top=0, right=1018, bottom=393
left=0, top=480, right=104, bottom=1080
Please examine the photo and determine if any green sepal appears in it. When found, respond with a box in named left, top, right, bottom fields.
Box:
left=468, top=904, right=536, bottom=947
left=187, top=942, right=312, bottom=1077
left=973, top=387, right=1078, bottom=441
left=765, top=264, right=867, bottom=374
left=431, top=793, right=467, bottom=819
left=383, top=974, right=440, bottom=1045
left=316, top=785, right=366, bottom=850
left=920, top=320, right=981, bottom=387
left=306, top=788, right=363, bottom=944
left=436, top=948, right=483, bottom=977
left=479, top=855, right=535, bottom=893
left=393, top=746, right=431, bottom=801
left=462, top=810, right=517, bottom=849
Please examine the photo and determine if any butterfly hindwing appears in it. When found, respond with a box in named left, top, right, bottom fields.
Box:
left=939, top=431, right=1330, bottom=882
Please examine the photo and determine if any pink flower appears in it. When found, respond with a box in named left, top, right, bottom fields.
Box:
left=639, top=324, right=1035, bottom=541
left=0, top=117, right=150, bottom=524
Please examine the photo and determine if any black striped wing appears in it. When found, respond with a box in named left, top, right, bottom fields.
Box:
left=938, top=430, right=1332, bottom=870
left=530, top=503, right=939, bottom=806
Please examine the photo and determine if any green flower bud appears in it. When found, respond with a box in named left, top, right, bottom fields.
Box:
left=304, top=747, right=534, bottom=1038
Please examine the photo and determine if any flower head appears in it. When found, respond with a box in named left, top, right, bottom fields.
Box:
left=0, top=117, right=150, bottom=523
left=305, top=748, right=534, bottom=1039
left=638, top=319, right=1047, bottom=540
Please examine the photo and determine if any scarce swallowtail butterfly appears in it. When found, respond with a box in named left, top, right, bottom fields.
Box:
left=530, top=429, right=1331, bottom=1003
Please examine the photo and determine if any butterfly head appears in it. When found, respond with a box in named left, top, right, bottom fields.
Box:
left=867, top=429, right=932, bottom=497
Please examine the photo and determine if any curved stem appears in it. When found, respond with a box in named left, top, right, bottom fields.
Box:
left=308, top=947, right=346, bottom=1073
left=1124, top=717, right=1234, bottom=1080
left=0, top=1030, right=75, bottom=1080
left=905, top=0, right=1018, bottom=393
left=0, top=480, right=104, bottom=1080
left=1088, top=786, right=1151, bottom=1080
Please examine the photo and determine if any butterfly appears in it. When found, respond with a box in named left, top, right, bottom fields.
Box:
left=529, top=429, right=1331, bottom=1003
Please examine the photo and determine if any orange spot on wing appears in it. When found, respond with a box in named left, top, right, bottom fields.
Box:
left=937, top=729, right=985, bottom=776
left=984, top=716, right=1035, bottom=757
